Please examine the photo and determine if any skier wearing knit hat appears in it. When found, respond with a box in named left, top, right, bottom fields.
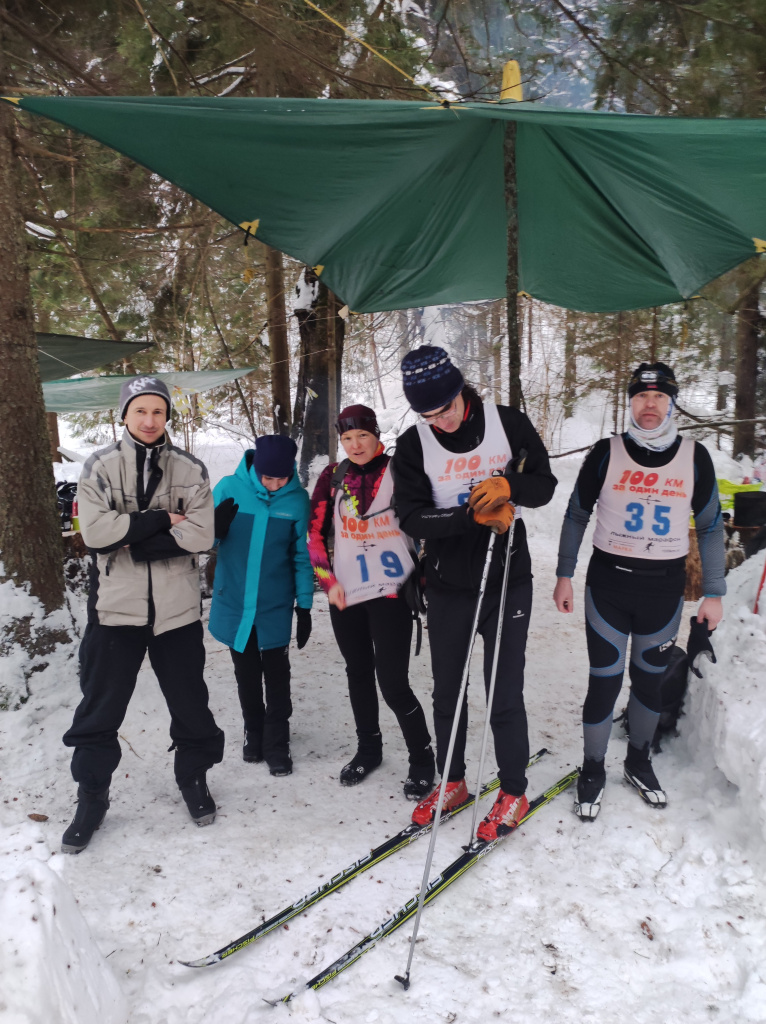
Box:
left=309, top=404, right=434, bottom=797
left=209, top=434, right=313, bottom=778
left=553, top=362, right=725, bottom=820
left=393, top=347, right=557, bottom=841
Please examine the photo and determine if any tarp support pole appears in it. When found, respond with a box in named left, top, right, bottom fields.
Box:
left=504, top=120, right=522, bottom=409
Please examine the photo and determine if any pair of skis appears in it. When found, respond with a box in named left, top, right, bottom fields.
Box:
left=181, top=750, right=577, bottom=999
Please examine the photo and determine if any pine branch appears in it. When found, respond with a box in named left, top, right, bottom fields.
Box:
left=0, top=9, right=109, bottom=94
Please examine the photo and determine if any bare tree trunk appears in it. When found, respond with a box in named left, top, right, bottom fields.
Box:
left=292, top=270, right=345, bottom=483
left=650, top=307, right=659, bottom=363
left=563, top=313, right=576, bottom=419
left=369, top=324, right=386, bottom=409
left=265, top=244, right=291, bottom=435
left=503, top=122, right=521, bottom=408
left=717, top=315, right=732, bottom=413
left=733, top=282, right=761, bottom=458
left=490, top=299, right=503, bottom=404
left=0, top=98, right=64, bottom=612
left=397, top=309, right=409, bottom=363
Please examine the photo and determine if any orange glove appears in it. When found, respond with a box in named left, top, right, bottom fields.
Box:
left=473, top=503, right=515, bottom=534
left=468, top=476, right=511, bottom=513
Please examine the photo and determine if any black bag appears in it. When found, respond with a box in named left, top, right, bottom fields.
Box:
left=56, top=481, right=78, bottom=531
left=617, top=644, right=689, bottom=753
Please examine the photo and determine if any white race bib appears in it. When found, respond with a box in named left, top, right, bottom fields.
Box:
left=592, top=436, right=694, bottom=559
left=417, top=402, right=516, bottom=511
left=333, top=466, right=415, bottom=607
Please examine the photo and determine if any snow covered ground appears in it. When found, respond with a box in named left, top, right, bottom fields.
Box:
left=2, top=455, right=766, bottom=1024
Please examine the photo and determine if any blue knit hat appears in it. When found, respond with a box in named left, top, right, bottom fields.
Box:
left=400, top=346, right=465, bottom=414
left=253, top=435, right=297, bottom=478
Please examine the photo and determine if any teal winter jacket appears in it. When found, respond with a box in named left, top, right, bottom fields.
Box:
left=209, top=452, right=313, bottom=653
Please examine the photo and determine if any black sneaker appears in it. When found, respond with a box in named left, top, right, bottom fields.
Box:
left=574, top=758, right=606, bottom=821
left=61, top=787, right=110, bottom=854
left=624, top=744, right=667, bottom=807
left=180, top=774, right=217, bottom=825
left=403, top=746, right=436, bottom=800
left=243, top=728, right=263, bottom=763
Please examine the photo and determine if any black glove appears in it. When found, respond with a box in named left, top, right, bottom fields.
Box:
left=686, top=615, right=716, bottom=678
left=214, top=497, right=239, bottom=540
left=295, top=607, right=312, bottom=650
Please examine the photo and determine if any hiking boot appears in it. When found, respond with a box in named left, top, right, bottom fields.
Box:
left=624, top=743, right=667, bottom=807
left=340, top=732, right=383, bottom=787
left=411, top=779, right=469, bottom=826
left=267, top=752, right=293, bottom=777
left=180, top=774, right=217, bottom=825
left=403, top=746, right=436, bottom=801
left=243, top=728, right=263, bottom=763
left=476, top=790, right=529, bottom=842
left=61, top=787, right=110, bottom=854
left=575, top=757, right=606, bottom=821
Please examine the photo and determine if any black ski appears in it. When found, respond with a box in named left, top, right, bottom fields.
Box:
left=180, top=748, right=548, bottom=968
left=276, top=767, right=578, bottom=1002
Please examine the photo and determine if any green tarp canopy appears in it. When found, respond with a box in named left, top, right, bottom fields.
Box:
left=10, top=96, right=766, bottom=313
left=43, top=369, right=254, bottom=413
left=37, top=333, right=152, bottom=383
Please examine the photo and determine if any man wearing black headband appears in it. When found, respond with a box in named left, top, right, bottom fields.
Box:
left=553, top=362, right=725, bottom=820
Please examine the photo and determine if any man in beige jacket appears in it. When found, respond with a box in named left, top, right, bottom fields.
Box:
left=62, top=377, right=224, bottom=854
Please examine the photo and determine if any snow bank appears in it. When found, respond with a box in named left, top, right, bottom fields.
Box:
left=0, top=860, right=128, bottom=1024
left=684, top=553, right=766, bottom=842
left=0, top=576, right=79, bottom=712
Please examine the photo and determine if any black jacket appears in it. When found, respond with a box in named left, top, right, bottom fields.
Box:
left=392, top=400, right=557, bottom=592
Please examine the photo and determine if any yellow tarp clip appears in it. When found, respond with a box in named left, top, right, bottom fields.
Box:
left=753, top=237, right=766, bottom=253
left=240, top=219, right=259, bottom=245
left=1, top=96, right=21, bottom=105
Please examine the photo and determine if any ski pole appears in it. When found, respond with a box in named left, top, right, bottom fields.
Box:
left=467, top=514, right=516, bottom=844
left=395, top=529, right=497, bottom=992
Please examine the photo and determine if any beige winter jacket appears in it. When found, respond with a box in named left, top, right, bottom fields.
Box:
left=78, top=428, right=214, bottom=634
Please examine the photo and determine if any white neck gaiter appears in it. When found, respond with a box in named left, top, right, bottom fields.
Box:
left=626, top=399, right=678, bottom=452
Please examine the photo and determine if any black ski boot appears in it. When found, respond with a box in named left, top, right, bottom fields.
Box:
left=403, top=745, right=436, bottom=801
left=340, top=732, right=383, bottom=786
left=243, top=727, right=263, bottom=763
left=61, top=787, right=110, bottom=854
left=574, top=757, right=606, bottom=821
left=624, top=742, right=667, bottom=807
left=180, top=773, right=217, bottom=825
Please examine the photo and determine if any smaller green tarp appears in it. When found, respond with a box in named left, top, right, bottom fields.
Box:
left=37, top=334, right=152, bottom=383
left=43, top=369, right=254, bottom=413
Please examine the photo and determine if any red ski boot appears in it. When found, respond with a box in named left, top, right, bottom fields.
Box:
left=476, top=790, right=529, bottom=842
left=411, top=779, right=469, bottom=826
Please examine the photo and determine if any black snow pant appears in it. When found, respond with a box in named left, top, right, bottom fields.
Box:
left=63, top=620, right=224, bottom=791
left=329, top=596, right=431, bottom=761
left=426, top=578, right=533, bottom=797
left=582, top=584, right=684, bottom=761
left=229, top=625, right=292, bottom=761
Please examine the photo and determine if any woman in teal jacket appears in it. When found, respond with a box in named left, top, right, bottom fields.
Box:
left=209, top=435, right=313, bottom=776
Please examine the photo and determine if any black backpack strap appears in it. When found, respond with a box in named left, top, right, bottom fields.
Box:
left=324, top=458, right=352, bottom=564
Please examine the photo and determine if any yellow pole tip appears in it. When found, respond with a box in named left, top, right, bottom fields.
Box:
left=500, top=61, right=523, bottom=103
